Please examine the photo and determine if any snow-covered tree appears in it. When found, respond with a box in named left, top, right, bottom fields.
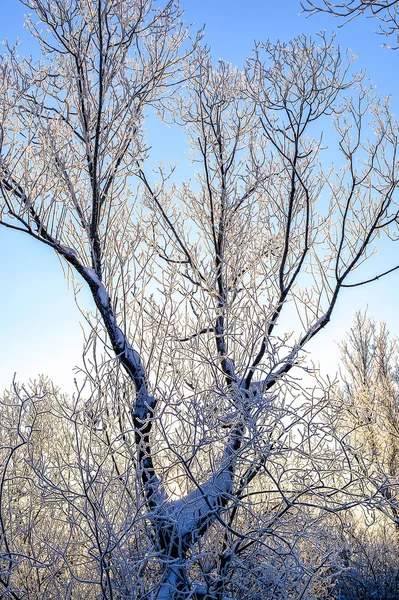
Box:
left=1, top=1, right=399, bottom=598
left=339, top=313, right=399, bottom=525
left=321, top=314, right=399, bottom=599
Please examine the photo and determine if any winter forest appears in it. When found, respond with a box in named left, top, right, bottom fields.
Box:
left=3, top=0, right=399, bottom=598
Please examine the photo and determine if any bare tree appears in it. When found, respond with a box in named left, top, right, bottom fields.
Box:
left=1, top=1, right=399, bottom=598
left=303, top=0, right=399, bottom=48
left=339, top=312, right=399, bottom=524
left=323, top=313, right=399, bottom=599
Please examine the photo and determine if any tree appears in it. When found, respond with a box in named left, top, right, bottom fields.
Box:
left=1, top=1, right=399, bottom=598
left=304, top=0, right=399, bottom=48
left=328, top=313, right=399, bottom=599
left=339, top=313, right=399, bottom=523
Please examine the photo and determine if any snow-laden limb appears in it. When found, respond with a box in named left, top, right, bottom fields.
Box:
left=153, top=426, right=242, bottom=599
left=167, top=466, right=234, bottom=538
left=80, top=266, right=150, bottom=396
left=77, top=265, right=166, bottom=507
left=80, top=267, right=156, bottom=414
left=162, top=423, right=242, bottom=539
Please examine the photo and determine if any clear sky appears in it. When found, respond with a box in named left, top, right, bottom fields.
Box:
left=0, top=0, right=398, bottom=392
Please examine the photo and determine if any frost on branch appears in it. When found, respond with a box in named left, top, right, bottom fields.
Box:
left=1, top=2, right=399, bottom=598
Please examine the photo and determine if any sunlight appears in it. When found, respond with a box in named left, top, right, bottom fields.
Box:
left=168, top=481, right=184, bottom=501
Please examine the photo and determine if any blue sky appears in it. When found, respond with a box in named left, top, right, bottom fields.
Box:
left=0, top=0, right=398, bottom=391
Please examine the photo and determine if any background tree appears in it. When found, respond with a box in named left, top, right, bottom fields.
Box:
left=2, top=1, right=399, bottom=598
left=326, top=313, right=399, bottom=599
left=339, top=312, right=399, bottom=515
